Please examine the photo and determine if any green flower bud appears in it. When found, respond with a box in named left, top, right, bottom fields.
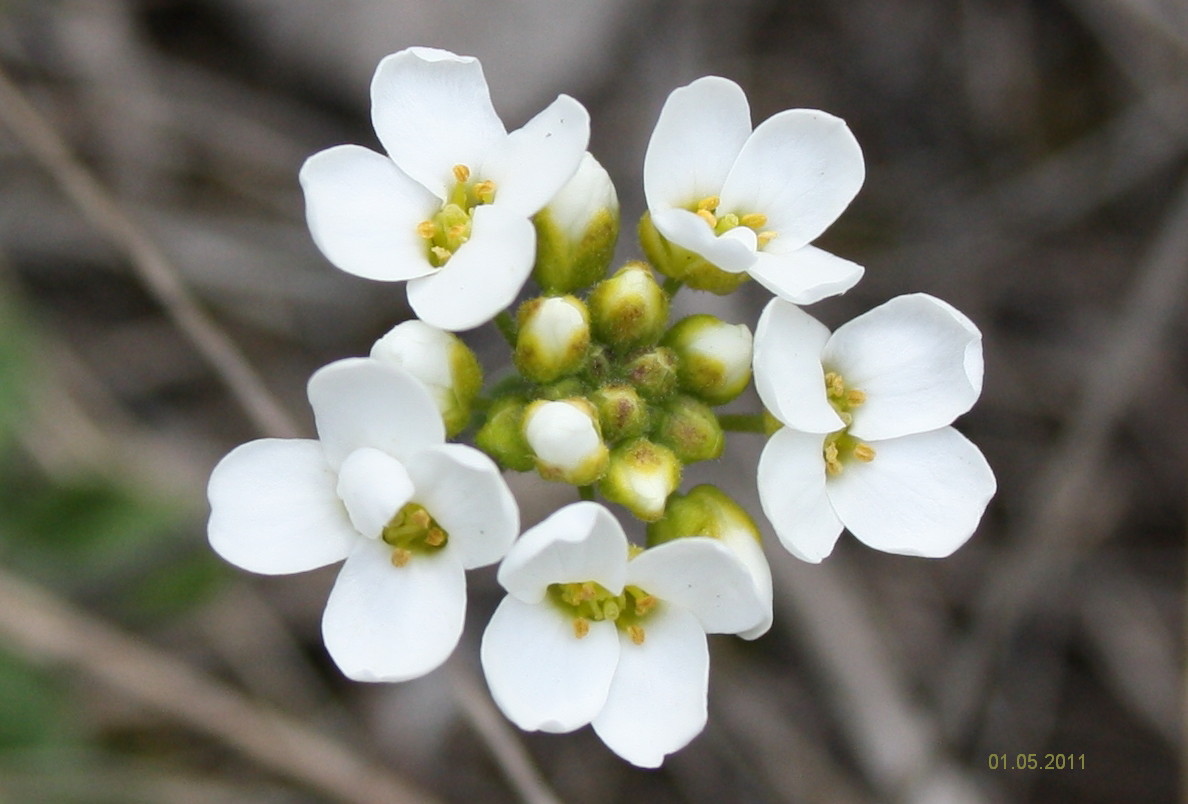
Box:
left=664, top=314, right=753, bottom=405
left=647, top=485, right=772, bottom=639
left=590, top=384, right=650, bottom=443
left=652, top=395, right=724, bottom=463
left=588, top=262, right=669, bottom=352
left=622, top=346, right=679, bottom=400
left=638, top=211, right=749, bottom=295
left=370, top=320, right=482, bottom=437
left=514, top=295, right=590, bottom=384
left=598, top=438, right=681, bottom=522
left=533, top=152, right=620, bottom=293
left=523, top=398, right=609, bottom=485
left=475, top=396, right=535, bottom=472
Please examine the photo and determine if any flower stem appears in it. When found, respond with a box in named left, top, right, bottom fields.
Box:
left=662, top=276, right=683, bottom=298
left=717, top=413, right=767, bottom=433
left=494, top=310, right=517, bottom=347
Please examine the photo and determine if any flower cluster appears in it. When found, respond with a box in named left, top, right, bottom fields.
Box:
left=207, top=47, right=995, bottom=768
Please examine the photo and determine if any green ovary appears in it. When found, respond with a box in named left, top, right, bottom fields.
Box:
left=381, top=503, right=449, bottom=567
left=547, top=580, right=658, bottom=645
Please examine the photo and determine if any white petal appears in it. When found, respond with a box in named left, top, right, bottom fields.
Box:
left=718, top=526, right=774, bottom=641
left=299, top=145, right=439, bottom=282
left=208, top=439, right=357, bottom=575
left=719, top=109, right=864, bottom=251
left=406, top=205, right=535, bottom=331
left=370, top=48, right=505, bottom=199
left=752, top=299, right=843, bottom=433
left=370, top=320, right=455, bottom=390
left=481, top=94, right=590, bottom=217
left=524, top=400, right=602, bottom=473
left=823, top=294, right=984, bottom=441
left=480, top=596, right=619, bottom=733
left=592, top=608, right=708, bottom=768
left=651, top=207, right=756, bottom=273
left=335, top=447, right=415, bottom=540
left=497, top=502, right=628, bottom=603
left=406, top=444, right=519, bottom=570
left=747, top=245, right=865, bottom=306
left=321, top=539, right=466, bottom=682
left=308, top=358, right=444, bottom=470
left=626, top=538, right=768, bottom=637
left=827, top=427, right=996, bottom=558
left=644, top=76, right=751, bottom=211
left=757, top=428, right=844, bottom=563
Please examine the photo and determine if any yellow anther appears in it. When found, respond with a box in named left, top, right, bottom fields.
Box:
left=853, top=443, right=876, bottom=463
left=473, top=180, right=496, bottom=204
left=425, top=527, right=446, bottom=547
left=573, top=618, right=590, bottom=639
left=447, top=224, right=469, bottom=241
left=633, top=594, right=657, bottom=617
left=452, top=164, right=471, bottom=183
left=846, top=389, right=867, bottom=406
left=696, top=195, right=720, bottom=211
left=740, top=212, right=768, bottom=228
left=430, top=246, right=453, bottom=265
left=416, top=220, right=437, bottom=239
left=839, top=411, right=853, bottom=426
left=627, top=625, right=646, bottom=645
left=757, top=230, right=778, bottom=247
left=824, top=441, right=843, bottom=476
left=390, top=548, right=413, bottom=568
left=696, top=208, right=717, bottom=228
left=825, top=372, right=845, bottom=397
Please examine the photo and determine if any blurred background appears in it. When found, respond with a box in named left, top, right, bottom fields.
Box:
left=0, top=1, right=1183, bottom=801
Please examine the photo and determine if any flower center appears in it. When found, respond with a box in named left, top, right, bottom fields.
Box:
left=417, top=164, right=498, bottom=267
left=691, top=195, right=778, bottom=248
left=822, top=371, right=876, bottom=476
left=381, top=502, right=449, bottom=567
left=546, top=580, right=659, bottom=645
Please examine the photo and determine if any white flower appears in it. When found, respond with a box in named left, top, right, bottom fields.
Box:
left=644, top=76, right=865, bottom=304
left=370, top=320, right=482, bottom=436
left=207, top=357, right=519, bottom=681
left=300, top=47, right=590, bottom=331
left=753, top=294, right=996, bottom=562
left=480, top=502, right=767, bottom=767
left=523, top=399, right=608, bottom=485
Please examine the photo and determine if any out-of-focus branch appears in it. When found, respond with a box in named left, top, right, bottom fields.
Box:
left=0, top=63, right=301, bottom=440
left=0, top=567, right=438, bottom=804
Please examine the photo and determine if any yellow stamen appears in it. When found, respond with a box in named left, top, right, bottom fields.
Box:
left=430, top=246, right=452, bottom=264
left=696, top=208, right=717, bottom=228
left=696, top=195, right=720, bottom=211
left=627, top=625, right=646, bottom=645
left=757, top=230, right=778, bottom=247
left=452, top=164, right=471, bottom=183
left=390, top=548, right=412, bottom=568
left=416, top=220, right=437, bottom=239
left=846, top=389, right=866, bottom=406
left=447, top=224, right=469, bottom=241
left=633, top=594, right=657, bottom=617
left=425, top=527, right=446, bottom=547
left=573, top=618, right=590, bottom=639
left=824, top=441, right=843, bottom=476
left=473, top=180, right=496, bottom=204
left=740, top=212, right=768, bottom=228
left=853, top=443, right=876, bottom=463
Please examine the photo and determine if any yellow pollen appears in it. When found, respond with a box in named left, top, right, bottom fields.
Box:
left=825, top=372, right=845, bottom=396
left=824, top=441, right=843, bottom=476
left=740, top=212, right=768, bottom=228
left=628, top=625, right=646, bottom=645
left=573, top=618, right=590, bottom=639
left=390, top=548, right=412, bottom=568
left=452, top=164, right=471, bottom=183
left=839, top=411, right=853, bottom=426
left=416, top=220, right=436, bottom=239
left=430, top=246, right=453, bottom=264
left=633, top=594, right=657, bottom=617
left=473, top=180, right=496, bottom=204
left=853, top=443, right=876, bottom=462
left=447, top=224, right=468, bottom=240
left=425, top=527, right=446, bottom=547
left=846, top=389, right=867, bottom=406
left=696, top=195, right=720, bottom=211
left=757, top=230, right=778, bottom=247
left=696, top=208, right=717, bottom=228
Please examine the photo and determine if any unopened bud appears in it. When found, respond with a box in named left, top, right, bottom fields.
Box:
left=588, top=262, right=669, bottom=351
left=622, top=346, right=679, bottom=400
left=652, top=395, right=724, bottom=463
left=370, top=320, right=482, bottom=437
left=590, top=384, right=650, bottom=443
left=598, top=438, right=681, bottom=521
left=523, top=399, right=608, bottom=485
left=647, top=484, right=772, bottom=639
left=533, top=152, right=620, bottom=293
left=664, top=314, right=753, bottom=405
left=474, top=396, right=535, bottom=472
left=514, top=295, right=590, bottom=384
left=638, top=212, right=750, bottom=295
